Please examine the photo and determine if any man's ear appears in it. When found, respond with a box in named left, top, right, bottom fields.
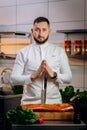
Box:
left=31, top=28, right=33, bottom=33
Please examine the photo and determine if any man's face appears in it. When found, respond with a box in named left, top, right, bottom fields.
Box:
left=31, top=22, right=51, bottom=44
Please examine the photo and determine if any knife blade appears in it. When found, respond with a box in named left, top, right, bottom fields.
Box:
left=41, top=75, right=47, bottom=104
left=43, top=75, right=47, bottom=103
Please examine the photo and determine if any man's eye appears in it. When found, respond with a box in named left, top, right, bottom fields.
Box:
left=43, top=29, right=47, bottom=32
left=35, top=28, right=39, bottom=32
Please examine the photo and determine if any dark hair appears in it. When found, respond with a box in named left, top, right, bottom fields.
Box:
left=33, top=17, right=50, bottom=26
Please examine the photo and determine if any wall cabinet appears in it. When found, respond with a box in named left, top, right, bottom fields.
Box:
left=49, top=0, right=84, bottom=22
left=0, top=0, right=86, bottom=33
left=49, top=0, right=85, bottom=32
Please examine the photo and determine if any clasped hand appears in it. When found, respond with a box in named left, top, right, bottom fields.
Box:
left=31, top=60, right=54, bottom=81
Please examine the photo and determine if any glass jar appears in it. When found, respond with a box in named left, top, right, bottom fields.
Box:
left=74, top=40, right=82, bottom=55
left=64, top=40, right=71, bottom=55
left=82, top=40, right=87, bottom=55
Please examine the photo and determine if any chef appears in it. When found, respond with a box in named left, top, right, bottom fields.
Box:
left=11, top=16, right=72, bottom=104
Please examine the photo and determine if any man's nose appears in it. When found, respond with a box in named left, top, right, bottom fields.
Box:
left=39, top=30, right=43, bottom=35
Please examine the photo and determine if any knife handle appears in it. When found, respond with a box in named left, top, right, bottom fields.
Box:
left=44, top=75, right=47, bottom=89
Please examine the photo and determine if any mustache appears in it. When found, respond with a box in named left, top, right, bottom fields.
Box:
left=33, top=36, right=49, bottom=44
left=38, top=35, right=44, bottom=39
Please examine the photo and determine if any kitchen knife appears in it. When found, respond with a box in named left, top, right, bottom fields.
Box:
left=41, top=74, right=47, bottom=104
left=43, top=75, right=47, bottom=103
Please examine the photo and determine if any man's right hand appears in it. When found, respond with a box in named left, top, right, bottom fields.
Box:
left=30, top=60, right=45, bottom=81
left=30, top=59, right=54, bottom=81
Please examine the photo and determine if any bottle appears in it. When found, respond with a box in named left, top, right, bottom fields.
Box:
left=73, top=97, right=81, bottom=124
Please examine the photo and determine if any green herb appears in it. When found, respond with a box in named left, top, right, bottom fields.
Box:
left=12, top=85, right=23, bottom=94
left=60, top=85, right=87, bottom=104
left=60, top=85, right=75, bottom=103
left=6, top=105, right=38, bottom=124
left=75, top=90, right=87, bottom=104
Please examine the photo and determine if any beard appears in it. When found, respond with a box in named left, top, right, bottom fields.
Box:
left=33, top=36, right=49, bottom=45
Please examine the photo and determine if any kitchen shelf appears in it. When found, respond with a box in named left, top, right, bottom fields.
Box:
left=0, top=31, right=31, bottom=37
left=68, top=55, right=87, bottom=60
left=0, top=31, right=31, bottom=56
left=56, top=29, right=87, bottom=34
left=56, top=29, right=87, bottom=61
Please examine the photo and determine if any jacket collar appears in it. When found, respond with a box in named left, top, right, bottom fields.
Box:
left=32, top=41, right=50, bottom=49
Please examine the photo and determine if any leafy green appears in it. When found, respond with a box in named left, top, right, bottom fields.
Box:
left=60, top=85, right=75, bottom=103
left=60, top=85, right=87, bottom=104
left=6, top=105, right=38, bottom=124
left=12, top=85, right=23, bottom=94
left=75, top=90, right=87, bottom=104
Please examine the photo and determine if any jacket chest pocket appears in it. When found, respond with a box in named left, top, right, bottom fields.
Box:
left=46, top=55, right=61, bottom=70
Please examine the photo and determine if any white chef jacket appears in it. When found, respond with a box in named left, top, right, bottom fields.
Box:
left=11, top=42, right=72, bottom=104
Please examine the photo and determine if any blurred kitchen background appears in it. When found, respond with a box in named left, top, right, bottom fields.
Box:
left=0, top=0, right=87, bottom=91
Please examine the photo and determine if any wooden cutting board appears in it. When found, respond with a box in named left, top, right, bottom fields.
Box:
left=35, top=111, right=74, bottom=120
